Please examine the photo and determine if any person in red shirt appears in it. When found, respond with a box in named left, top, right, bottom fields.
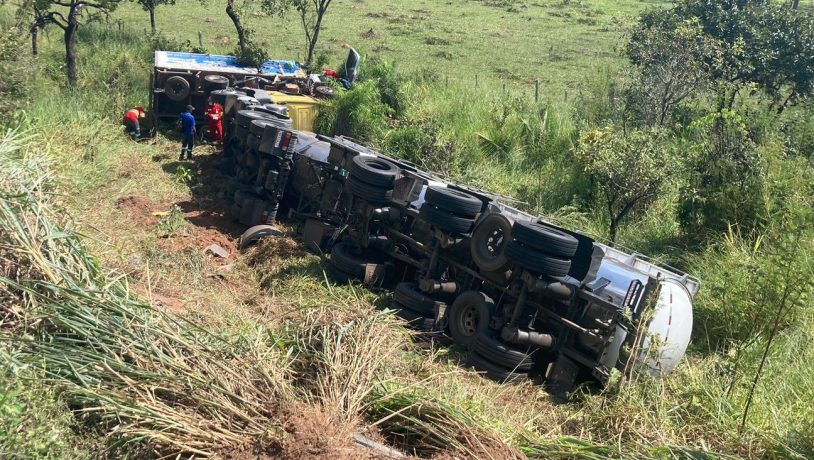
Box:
left=204, top=98, right=224, bottom=144
left=122, top=106, right=145, bottom=140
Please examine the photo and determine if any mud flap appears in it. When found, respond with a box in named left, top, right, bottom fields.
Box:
left=363, top=263, right=387, bottom=287
left=547, top=356, right=579, bottom=400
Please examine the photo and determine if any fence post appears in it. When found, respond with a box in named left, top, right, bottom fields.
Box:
left=503, top=82, right=506, bottom=94
left=475, top=74, right=479, bottom=88
left=445, top=75, right=449, bottom=87
left=535, top=79, right=540, bottom=103
left=198, top=31, right=204, bottom=48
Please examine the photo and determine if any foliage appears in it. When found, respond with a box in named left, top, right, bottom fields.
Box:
left=314, top=80, right=390, bottom=143
left=0, top=368, right=88, bottom=459
left=262, top=0, right=333, bottom=68
left=574, top=127, right=677, bottom=243
left=27, top=0, right=124, bottom=84
left=361, top=58, right=411, bottom=118
left=0, top=26, right=25, bottom=121
left=626, top=18, right=719, bottom=126
left=678, top=109, right=766, bottom=240
left=232, top=29, right=269, bottom=68
left=634, top=0, right=814, bottom=111
left=131, top=0, right=175, bottom=32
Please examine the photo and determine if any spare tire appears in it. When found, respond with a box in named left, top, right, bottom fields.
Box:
left=204, top=74, right=229, bottom=91
left=349, top=155, right=400, bottom=188
left=511, top=221, right=578, bottom=258
left=425, top=186, right=482, bottom=217
left=164, top=75, right=191, bottom=101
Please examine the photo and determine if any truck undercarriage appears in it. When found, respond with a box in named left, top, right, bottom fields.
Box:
left=207, top=85, right=698, bottom=396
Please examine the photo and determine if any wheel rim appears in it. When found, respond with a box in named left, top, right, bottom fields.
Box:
left=457, top=303, right=479, bottom=337
left=484, top=227, right=505, bottom=260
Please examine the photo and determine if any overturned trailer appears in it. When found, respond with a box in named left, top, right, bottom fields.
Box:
left=150, top=51, right=316, bottom=125
left=219, top=102, right=698, bottom=395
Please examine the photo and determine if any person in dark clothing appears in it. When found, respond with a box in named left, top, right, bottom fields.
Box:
left=179, top=105, right=196, bottom=160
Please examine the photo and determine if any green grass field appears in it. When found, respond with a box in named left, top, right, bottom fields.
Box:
left=108, top=0, right=669, bottom=99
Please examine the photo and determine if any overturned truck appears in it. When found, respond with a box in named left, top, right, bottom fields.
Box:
left=216, top=92, right=698, bottom=395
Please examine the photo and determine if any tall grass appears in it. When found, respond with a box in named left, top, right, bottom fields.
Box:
left=3, top=10, right=814, bottom=459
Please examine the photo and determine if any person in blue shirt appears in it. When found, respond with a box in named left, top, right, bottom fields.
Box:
left=179, top=105, right=196, bottom=160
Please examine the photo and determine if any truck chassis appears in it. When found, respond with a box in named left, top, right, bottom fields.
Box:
left=213, top=89, right=698, bottom=396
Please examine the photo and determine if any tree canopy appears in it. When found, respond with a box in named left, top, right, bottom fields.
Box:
left=629, top=0, right=814, bottom=112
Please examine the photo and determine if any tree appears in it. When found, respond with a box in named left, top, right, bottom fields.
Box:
left=226, top=0, right=248, bottom=55
left=626, top=18, right=721, bottom=126
left=263, top=0, right=332, bottom=68
left=630, top=0, right=814, bottom=113
left=133, top=0, right=175, bottom=34
left=678, top=110, right=766, bottom=239
left=574, top=128, right=676, bottom=244
left=30, top=0, right=121, bottom=84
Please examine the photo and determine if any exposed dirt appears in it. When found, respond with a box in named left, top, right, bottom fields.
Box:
left=116, top=195, right=168, bottom=227
left=278, top=405, right=384, bottom=460
left=225, top=404, right=391, bottom=460
left=116, top=195, right=241, bottom=265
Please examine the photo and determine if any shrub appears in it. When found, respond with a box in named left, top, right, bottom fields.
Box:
left=574, top=127, right=677, bottom=244
left=314, top=81, right=391, bottom=143
left=678, top=109, right=766, bottom=240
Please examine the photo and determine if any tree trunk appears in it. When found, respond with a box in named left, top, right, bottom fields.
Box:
left=226, top=0, right=247, bottom=54
left=31, top=24, right=38, bottom=56
left=149, top=6, right=156, bottom=34
left=306, top=10, right=325, bottom=68
left=65, top=4, right=79, bottom=85
left=608, top=218, right=619, bottom=246
left=791, top=0, right=800, bottom=9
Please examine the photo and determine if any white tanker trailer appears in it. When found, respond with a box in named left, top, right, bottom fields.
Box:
left=216, top=93, right=698, bottom=396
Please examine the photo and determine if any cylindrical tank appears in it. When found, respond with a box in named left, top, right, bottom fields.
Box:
left=635, top=279, right=694, bottom=375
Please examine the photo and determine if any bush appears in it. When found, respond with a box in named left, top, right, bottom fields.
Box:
left=574, top=127, right=677, bottom=243
left=678, top=110, right=766, bottom=240
left=360, top=58, right=412, bottom=119
left=314, top=81, right=391, bottom=143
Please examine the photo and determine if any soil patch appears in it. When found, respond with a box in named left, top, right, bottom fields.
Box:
left=116, top=195, right=169, bottom=227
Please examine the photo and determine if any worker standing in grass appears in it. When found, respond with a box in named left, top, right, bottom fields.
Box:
left=122, top=106, right=145, bottom=140
left=204, top=97, right=224, bottom=145
left=179, top=105, right=196, bottom=160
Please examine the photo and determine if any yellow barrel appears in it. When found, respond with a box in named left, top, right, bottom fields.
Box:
left=269, top=91, right=321, bottom=132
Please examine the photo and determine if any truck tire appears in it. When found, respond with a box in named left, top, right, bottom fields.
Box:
left=473, top=333, right=535, bottom=371
left=425, top=186, right=483, bottom=217
left=505, top=241, right=571, bottom=278
left=238, top=224, right=280, bottom=250
left=164, top=76, right=191, bottom=101
left=394, top=282, right=438, bottom=316
left=347, top=176, right=393, bottom=203
left=329, top=242, right=384, bottom=281
left=325, top=263, right=352, bottom=284
left=349, top=156, right=399, bottom=188
left=470, top=213, right=512, bottom=272
left=511, top=221, right=578, bottom=258
left=420, top=205, right=475, bottom=234
left=448, top=291, right=494, bottom=348
left=469, top=350, right=529, bottom=384
left=393, top=305, right=433, bottom=330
